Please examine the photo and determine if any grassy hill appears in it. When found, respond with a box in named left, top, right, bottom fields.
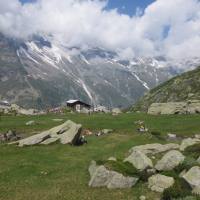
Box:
left=133, top=66, right=200, bottom=112
left=1, top=113, right=200, bottom=200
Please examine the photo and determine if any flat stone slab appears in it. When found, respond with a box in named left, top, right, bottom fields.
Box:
left=15, top=120, right=82, bottom=147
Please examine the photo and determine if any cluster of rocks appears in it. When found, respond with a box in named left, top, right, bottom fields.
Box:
left=0, top=130, right=21, bottom=142
left=148, top=100, right=200, bottom=115
left=10, top=120, right=82, bottom=147
left=88, top=138, right=200, bottom=196
left=0, top=103, right=42, bottom=115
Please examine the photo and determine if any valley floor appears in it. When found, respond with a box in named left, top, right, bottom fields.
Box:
left=0, top=113, right=200, bottom=200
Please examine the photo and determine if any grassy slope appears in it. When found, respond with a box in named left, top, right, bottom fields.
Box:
left=133, top=66, right=200, bottom=111
left=0, top=113, right=200, bottom=200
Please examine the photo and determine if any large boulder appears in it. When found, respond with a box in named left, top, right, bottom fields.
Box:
left=180, top=138, right=200, bottom=151
left=148, top=101, right=200, bottom=115
left=155, top=150, right=185, bottom=171
left=16, top=120, right=82, bottom=147
left=148, top=174, right=175, bottom=193
left=112, top=108, right=122, bottom=115
left=182, top=166, right=200, bottom=188
left=148, top=102, right=187, bottom=115
left=129, top=143, right=179, bottom=155
left=88, top=163, right=138, bottom=189
left=107, top=173, right=138, bottom=189
left=124, top=150, right=153, bottom=170
left=88, top=165, right=114, bottom=187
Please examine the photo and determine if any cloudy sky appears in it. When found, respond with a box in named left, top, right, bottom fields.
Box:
left=0, top=0, right=200, bottom=60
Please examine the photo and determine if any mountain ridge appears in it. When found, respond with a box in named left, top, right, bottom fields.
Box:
left=133, top=66, right=200, bottom=112
left=0, top=33, right=197, bottom=109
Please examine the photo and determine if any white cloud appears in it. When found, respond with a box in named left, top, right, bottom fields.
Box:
left=0, top=0, right=200, bottom=61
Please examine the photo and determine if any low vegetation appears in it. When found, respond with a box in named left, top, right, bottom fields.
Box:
left=0, top=113, right=200, bottom=200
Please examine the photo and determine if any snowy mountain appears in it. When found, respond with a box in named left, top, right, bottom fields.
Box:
left=0, top=33, right=197, bottom=109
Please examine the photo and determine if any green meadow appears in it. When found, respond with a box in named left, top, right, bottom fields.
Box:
left=0, top=113, right=200, bottom=200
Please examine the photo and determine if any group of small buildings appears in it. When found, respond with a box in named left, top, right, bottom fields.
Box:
left=0, top=99, right=122, bottom=115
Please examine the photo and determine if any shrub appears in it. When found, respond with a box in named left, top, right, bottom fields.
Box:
left=184, top=143, right=200, bottom=159
left=174, top=157, right=199, bottom=173
left=150, top=131, right=165, bottom=140
left=97, top=160, right=139, bottom=177
left=162, top=178, right=192, bottom=200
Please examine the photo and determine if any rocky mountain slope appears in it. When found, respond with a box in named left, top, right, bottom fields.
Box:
left=133, top=66, right=200, bottom=111
left=2, top=33, right=200, bottom=110
left=0, top=33, right=182, bottom=109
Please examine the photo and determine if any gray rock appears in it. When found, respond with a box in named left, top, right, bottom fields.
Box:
left=88, top=160, right=98, bottom=177
left=16, top=120, right=82, bottom=147
left=148, top=101, right=200, bottom=115
left=107, top=173, right=138, bottom=189
left=192, top=186, right=200, bottom=196
left=112, top=108, right=122, bottom=115
left=148, top=102, right=187, bottom=115
left=108, top=157, right=117, bottom=161
left=148, top=174, right=174, bottom=193
left=52, top=119, right=64, bottom=122
left=124, top=150, right=153, bottom=170
left=168, top=133, right=177, bottom=139
left=180, top=138, right=200, bottom=151
left=26, top=120, right=36, bottom=126
left=195, top=134, right=200, bottom=139
left=102, top=129, right=113, bottom=134
left=129, top=143, right=180, bottom=155
left=40, top=137, right=59, bottom=145
left=139, top=196, right=146, bottom=200
left=183, top=166, right=200, bottom=188
left=155, top=150, right=185, bottom=171
left=197, top=156, right=200, bottom=164
left=88, top=163, right=138, bottom=189
left=88, top=165, right=116, bottom=187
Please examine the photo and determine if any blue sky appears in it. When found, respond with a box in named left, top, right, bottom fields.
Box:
left=20, top=0, right=155, bottom=16
left=106, top=0, right=155, bottom=15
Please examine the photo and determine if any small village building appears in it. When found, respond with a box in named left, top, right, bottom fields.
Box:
left=66, top=100, right=91, bottom=112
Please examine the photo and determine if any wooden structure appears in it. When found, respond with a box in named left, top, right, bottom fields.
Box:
left=66, top=100, right=91, bottom=112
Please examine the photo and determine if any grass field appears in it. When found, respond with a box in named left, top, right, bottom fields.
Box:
left=0, top=113, right=200, bottom=200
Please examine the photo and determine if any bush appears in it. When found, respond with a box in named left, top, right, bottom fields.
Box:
left=97, top=160, right=139, bottom=177
left=162, top=178, right=192, bottom=200
left=174, top=157, right=199, bottom=173
left=184, top=144, right=200, bottom=159
left=150, top=131, right=165, bottom=140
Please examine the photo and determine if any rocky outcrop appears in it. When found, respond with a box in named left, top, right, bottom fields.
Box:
left=14, top=120, right=82, bottom=147
left=148, top=100, right=200, bottom=115
left=88, top=162, right=138, bottom=189
left=180, top=138, right=200, bottom=151
left=155, top=150, right=185, bottom=171
left=148, top=174, right=175, bottom=193
left=124, top=150, right=153, bottom=170
left=129, top=143, right=179, bottom=155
